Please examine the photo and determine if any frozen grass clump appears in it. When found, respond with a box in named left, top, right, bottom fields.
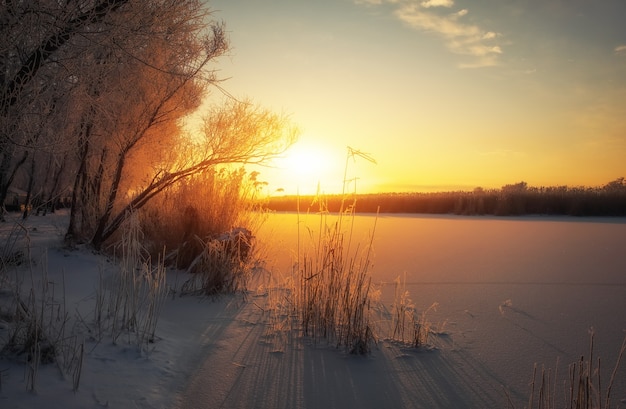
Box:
left=94, top=210, right=168, bottom=349
left=511, top=330, right=626, bottom=409
left=293, top=205, right=377, bottom=354
left=389, top=273, right=438, bottom=348
left=179, top=227, right=256, bottom=296
left=137, top=168, right=262, bottom=265
left=289, top=147, right=378, bottom=354
left=0, top=220, right=28, bottom=279
left=0, top=221, right=84, bottom=392
left=136, top=168, right=266, bottom=296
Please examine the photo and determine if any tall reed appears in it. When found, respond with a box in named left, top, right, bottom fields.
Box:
left=0, top=222, right=84, bottom=392
left=389, top=273, right=438, bottom=348
left=96, top=210, right=168, bottom=348
left=291, top=147, right=378, bottom=354
left=137, top=167, right=266, bottom=296
left=137, top=168, right=263, bottom=266
left=518, top=330, right=626, bottom=409
left=179, top=227, right=255, bottom=296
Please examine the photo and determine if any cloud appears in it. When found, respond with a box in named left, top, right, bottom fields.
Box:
left=356, top=0, right=503, bottom=68
left=482, top=31, right=498, bottom=40
left=353, top=0, right=390, bottom=5
left=452, top=9, right=468, bottom=19
left=420, top=0, right=454, bottom=8
left=615, top=45, right=626, bottom=55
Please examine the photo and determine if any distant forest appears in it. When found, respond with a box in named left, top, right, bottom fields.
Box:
left=265, top=179, right=626, bottom=217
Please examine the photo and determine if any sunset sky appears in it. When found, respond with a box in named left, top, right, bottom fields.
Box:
left=206, top=0, right=626, bottom=195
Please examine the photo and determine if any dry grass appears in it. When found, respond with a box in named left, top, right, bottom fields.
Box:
left=512, top=330, right=626, bottom=409
left=134, top=167, right=266, bottom=296
left=287, top=147, right=379, bottom=354
left=95, top=210, right=168, bottom=348
left=180, top=227, right=256, bottom=296
left=389, top=273, right=438, bottom=348
left=278, top=147, right=442, bottom=354
left=291, top=205, right=377, bottom=354
left=138, top=168, right=262, bottom=265
left=0, top=220, right=27, bottom=280
left=0, top=221, right=84, bottom=392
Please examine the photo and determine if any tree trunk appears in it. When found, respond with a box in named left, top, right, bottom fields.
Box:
left=91, top=151, right=127, bottom=250
left=1, top=0, right=130, bottom=116
left=42, top=154, right=68, bottom=216
left=65, top=121, right=92, bottom=244
left=93, top=148, right=108, bottom=205
left=22, top=154, right=37, bottom=219
left=0, top=149, right=29, bottom=220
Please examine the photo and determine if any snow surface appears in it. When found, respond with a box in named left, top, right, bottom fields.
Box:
left=1, top=211, right=625, bottom=408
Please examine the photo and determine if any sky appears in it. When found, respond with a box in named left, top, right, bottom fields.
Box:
left=203, top=0, right=626, bottom=195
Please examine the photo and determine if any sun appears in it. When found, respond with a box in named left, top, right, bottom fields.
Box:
left=269, top=141, right=344, bottom=194
left=282, top=145, right=327, bottom=177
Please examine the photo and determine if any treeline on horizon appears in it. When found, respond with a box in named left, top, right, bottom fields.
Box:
left=265, top=179, right=626, bottom=217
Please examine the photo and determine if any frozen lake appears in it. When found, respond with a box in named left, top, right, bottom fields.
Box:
left=5, top=211, right=623, bottom=408
left=257, top=212, right=626, bottom=405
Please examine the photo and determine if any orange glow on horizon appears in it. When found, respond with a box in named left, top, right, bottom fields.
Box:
left=256, top=136, right=623, bottom=197
left=210, top=1, right=625, bottom=197
left=262, top=140, right=346, bottom=196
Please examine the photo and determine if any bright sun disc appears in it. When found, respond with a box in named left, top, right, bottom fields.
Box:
left=281, top=145, right=328, bottom=177
left=268, top=141, right=346, bottom=194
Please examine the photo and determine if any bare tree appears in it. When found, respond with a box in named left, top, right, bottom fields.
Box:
left=1, top=1, right=298, bottom=248
left=58, top=1, right=228, bottom=247
left=90, top=99, right=298, bottom=249
left=0, top=0, right=131, bottom=217
left=0, top=0, right=131, bottom=117
left=49, top=1, right=297, bottom=249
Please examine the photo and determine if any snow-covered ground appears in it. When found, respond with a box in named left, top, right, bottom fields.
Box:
left=1, top=210, right=625, bottom=408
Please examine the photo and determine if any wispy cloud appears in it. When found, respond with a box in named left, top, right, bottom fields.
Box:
left=356, top=0, right=503, bottom=68
left=615, top=45, right=626, bottom=55
left=353, top=0, right=388, bottom=5
left=420, top=0, right=453, bottom=8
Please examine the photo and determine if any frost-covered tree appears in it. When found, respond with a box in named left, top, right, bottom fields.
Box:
left=1, top=1, right=297, bottom=247
left=0, top=0, right=131, bottom=218
left=64, top=2, right=297, bottom=250
left=90, top=98, right=297, bottom=249
left=63, top=0, right=227, bottom=244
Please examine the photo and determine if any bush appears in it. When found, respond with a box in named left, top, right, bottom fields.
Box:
left=180, top=227, right=255, bottom=295
left=136, top=167, right=265, bottom=295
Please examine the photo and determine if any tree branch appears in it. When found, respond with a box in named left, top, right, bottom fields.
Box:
left=1, top=0, right=130, bottom=116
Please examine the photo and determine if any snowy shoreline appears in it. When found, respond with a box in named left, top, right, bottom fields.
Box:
left=2, top=211, right=625, bottom=408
